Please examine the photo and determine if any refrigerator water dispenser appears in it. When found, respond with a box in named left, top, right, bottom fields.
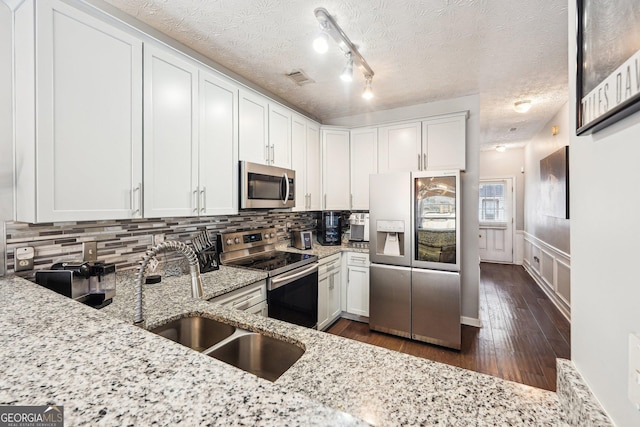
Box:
left=376, top=220, right=405, bottom=256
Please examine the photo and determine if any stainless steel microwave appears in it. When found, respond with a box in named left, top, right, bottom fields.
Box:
left=240, top=161, right=295, bottom=209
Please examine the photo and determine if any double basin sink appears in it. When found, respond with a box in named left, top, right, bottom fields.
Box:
left=150, top=316, right=304, bottom=382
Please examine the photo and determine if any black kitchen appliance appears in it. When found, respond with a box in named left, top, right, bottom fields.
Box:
left=35, top=261, right=116, bottom=308
left=219, top=228, right=319, bottom=329
left=317, top=211, right=342, bottom=246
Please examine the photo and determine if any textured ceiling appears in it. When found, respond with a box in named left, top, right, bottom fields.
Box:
left=102, top=0, right=569, bottom=148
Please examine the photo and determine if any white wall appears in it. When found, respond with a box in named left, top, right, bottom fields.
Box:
left=524, top=103, right=570, bottom=254
left=0, top=2, right=13, bottom=276
left=479, top=147, right=525, bottom=231
left=568, top=0, right=640, bottom=425
left=326, top=94, right=481, bottom=324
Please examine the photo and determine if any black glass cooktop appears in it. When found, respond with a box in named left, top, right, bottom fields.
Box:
left=225, top=250, right=317, bottom=276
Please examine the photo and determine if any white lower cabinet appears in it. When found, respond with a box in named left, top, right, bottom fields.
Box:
left=345, top=252, right=370, bottom=317
left=317, top=253, right=342, bottom=330
left=209, top=280, right=267, bottom=317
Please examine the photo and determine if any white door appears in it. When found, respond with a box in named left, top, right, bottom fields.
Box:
left=377, top=122, right=421, bottom=173
left=238, top=90, right=268, bottom=165
left=322, top=128, right=350, bottom=210
left=350, top=127, right=378, bottom=210
left=268, top=104, right=291, bottom=168
left=143, top=45, right=198, bottom=218
left=346, top=265, right=369, bottom=317
left=478, top=178, right=514, bottom=263
left=306, top=123, right=322, bottom=210
left=199, top=70, right=238, bottom=215
left=291, top=115, right=307, bottom=211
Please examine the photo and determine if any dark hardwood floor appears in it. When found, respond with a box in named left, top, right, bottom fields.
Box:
left=327, top=262, right=571, bottom=391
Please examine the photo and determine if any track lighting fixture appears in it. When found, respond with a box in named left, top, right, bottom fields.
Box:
left=362, top=76, right=374, bottom=100
left=340, top=53, right=353, bottom=82
left=313, top=7, right=375, bottom=100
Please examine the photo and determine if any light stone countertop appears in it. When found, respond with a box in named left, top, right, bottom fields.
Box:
left=1, top=262, right=560, bottom=426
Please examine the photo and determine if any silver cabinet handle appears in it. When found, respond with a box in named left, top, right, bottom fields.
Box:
left=423, top=153, right=427, bottom=170
left=133, top=183, right=142, bottom=215
left=193, top=188, right=199, bottom=213
left=270, top=145, right=275, bottom=164
left=265, top=144, right=270, bottom=163
left=200, top=187, right=206, bottom=214
left=324, top=194, right=327, bottom=209
left=418, top=153, right=421, bottom=170
left=307, top=193, right=311, bottom=209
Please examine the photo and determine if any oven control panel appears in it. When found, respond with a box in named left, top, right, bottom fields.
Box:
left=220, top=228, right=278, bottom=253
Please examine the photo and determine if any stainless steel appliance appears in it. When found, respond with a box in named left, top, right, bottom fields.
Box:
left=317, top=211, right=342, bottom=245
left=349, top=213, right=370, bottom=242
left=35, top=261, right=116, bottom=308
left=292, top=230, right=313, bottom=250
left=369, top=171, right=461, bottom=350
left=240, top=161, right=295, bottom=209
left=219, top=228, right=319, bottom=328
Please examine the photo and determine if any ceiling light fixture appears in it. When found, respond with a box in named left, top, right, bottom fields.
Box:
left=313, top=30, right=329, bottom=54
left=362, top=76, right=374, bottom=100
left=495, top=145, right=506, bottom=152
left=313, top=8, right=375, bottom=99
left=340, top=53, right=353, bottom=82
left=513, top=100, right=532, bottom=113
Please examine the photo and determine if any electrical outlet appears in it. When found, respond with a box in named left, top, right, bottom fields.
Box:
left=83, top=241, right=98, bottom=262
left=15, top=247, right=34, bottom=272
left=629, top=333, right=640, bottom=410
left=153, top=234, right=165, bottom=245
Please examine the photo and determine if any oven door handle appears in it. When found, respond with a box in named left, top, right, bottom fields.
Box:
left=269, top=262, right=318, bottom=291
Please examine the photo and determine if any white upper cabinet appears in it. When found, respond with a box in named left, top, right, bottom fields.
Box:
left=377, top=122, right=422, bottom=173
left=322, top=128, right=350, bottom=210
left=306, top=122, right=322, bottom=211
left=143, top=45, right=198, bottom=218
left=422, top=113, right=467, bottom=171
left=268, top=104, right=292, bottom=169
left=239, top=90, right=269, bottom=165
left=15, top=0, right=143, bottom=222
left=292, top=115, right=321, bottom=211
left=350, top=127, right=378, bottom=210
left=377, top=113, right=467, bottom=173
left=199, top=70, right=239, bottom=216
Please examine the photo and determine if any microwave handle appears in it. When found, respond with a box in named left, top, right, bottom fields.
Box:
left=281, top=172, right=290, bottom=205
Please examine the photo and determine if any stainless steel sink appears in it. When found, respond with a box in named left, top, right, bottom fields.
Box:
left=205, top=332, right=304, bottom=382
left=150, top=316, right=236, bottom=352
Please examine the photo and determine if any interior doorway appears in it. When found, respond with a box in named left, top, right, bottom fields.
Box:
left=478, top=178, right=514, bottom=263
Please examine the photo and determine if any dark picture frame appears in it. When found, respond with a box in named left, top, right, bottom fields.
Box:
left=576, top=0, right=640, bottom=135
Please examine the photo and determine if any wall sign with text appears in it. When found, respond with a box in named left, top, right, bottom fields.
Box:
left=576, top=0, right=640, bottom=135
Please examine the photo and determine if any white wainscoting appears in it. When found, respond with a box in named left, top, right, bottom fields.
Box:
left=514, top=230, right=524, bottom=265
left=523, top=232, right=571, bottom=321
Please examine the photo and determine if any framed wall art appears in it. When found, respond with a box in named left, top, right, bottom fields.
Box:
left=576, top=0, right=640, bottom=135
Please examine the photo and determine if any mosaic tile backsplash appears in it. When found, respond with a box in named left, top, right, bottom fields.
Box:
left=4, top=211, right=321, bottom=279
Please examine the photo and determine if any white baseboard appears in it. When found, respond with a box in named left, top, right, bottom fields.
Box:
left=461, top=316, right=482, bottom=328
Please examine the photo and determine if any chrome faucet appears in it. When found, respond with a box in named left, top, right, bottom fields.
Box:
left=134, top=240, right=204, bottom=325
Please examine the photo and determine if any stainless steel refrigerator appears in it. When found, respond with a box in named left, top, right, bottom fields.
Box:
left=369, top=171, right=461, bottom=350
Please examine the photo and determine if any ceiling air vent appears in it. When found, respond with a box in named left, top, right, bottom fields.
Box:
left=286, top=69, right=315, bottom=86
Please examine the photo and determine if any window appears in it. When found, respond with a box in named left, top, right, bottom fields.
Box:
left=479, top=181, right=507, bottom=224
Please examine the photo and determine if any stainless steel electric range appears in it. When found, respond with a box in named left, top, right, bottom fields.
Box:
left=219, top=228, right=319, bottom=329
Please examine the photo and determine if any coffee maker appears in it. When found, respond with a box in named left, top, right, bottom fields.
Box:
left=317, top=211, right=342, bottom=246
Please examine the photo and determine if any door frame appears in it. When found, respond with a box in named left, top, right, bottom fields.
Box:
left=478, top=175, right=517, bottom=264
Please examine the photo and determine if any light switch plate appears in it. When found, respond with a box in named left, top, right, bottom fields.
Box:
left=15, top=247, right=34, bottom=272
left=629, top=333, right=640, bottom=410
left=83, top=241, right=98, bottom=262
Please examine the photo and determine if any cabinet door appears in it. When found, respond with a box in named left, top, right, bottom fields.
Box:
left=199, top=70, right=238, bottom=215
left=347, top=266, right=370, bottom=317
left=291, top=115, right=307, bottom=211
left=350, top=127, right=378, bottom=210
left=328, top=266, right=342, bottom=322
left=239, top=90, right=268, bottom=165
left=306, top=122, right=322, bottom=210
left=321, top=128, right=350, bottom=210
left=34, top=0, right=143, bottom=221
left=269, top=104, right=292, bottom=168
left=378, top=122, right=421, bottom=173
left=422, top=114, right=466, bottom=171
left=143, top=45, right=198, bottom=217
left=317, top=273, right=329, bottom=330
